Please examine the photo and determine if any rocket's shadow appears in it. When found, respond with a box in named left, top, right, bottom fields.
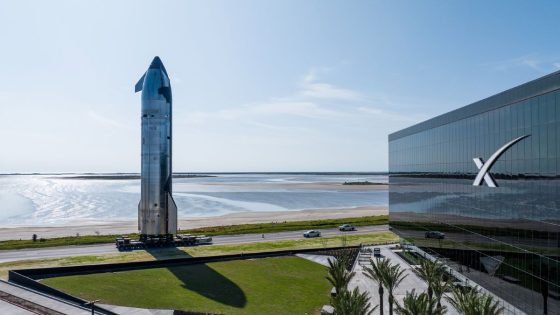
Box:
left=146, top=247, right=247, bottom=309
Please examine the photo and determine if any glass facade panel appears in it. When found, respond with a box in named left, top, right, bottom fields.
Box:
left=389, top=73, right=560, bottom=314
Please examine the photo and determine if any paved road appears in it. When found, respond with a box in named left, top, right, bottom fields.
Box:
left=0, top=225, right=388, bottom=263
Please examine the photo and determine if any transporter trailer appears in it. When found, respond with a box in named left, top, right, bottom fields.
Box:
left=115, top=234, right=213, bottom=251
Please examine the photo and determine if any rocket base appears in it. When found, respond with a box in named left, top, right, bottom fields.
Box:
left=139, top=234, right=174, bottom=243
left=115, top=234, right=213, bottom=251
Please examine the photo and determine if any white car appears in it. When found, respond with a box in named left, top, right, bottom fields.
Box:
left=195, top=236, right=213, bottom=245
left=339, top=224, right=356, bottom=231
left=304, top=230, right=321, bottom=238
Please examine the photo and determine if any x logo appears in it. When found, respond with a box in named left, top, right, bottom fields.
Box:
left=473, top=157, right=497, bottom=187
left=473, top=135, right=529, bottom=187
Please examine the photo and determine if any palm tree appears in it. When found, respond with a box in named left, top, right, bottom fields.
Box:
left=412, top=259, right=439, bottom=300
left=446, top=286, right=504, bottom=315
left=395, top=289, right=447, bottom=315
left=332, top=287, right=377, bottom=315
left=431, top=272, right=453, bottom=310
left=476, top=293, right=505, bottom=315
left=326, top=256, right=355, bottom=295
left=383, top=262, right=408, bottom=315
left=363, top=258, right=391, bottom=315
left=413, top=259, right=451, bottom=309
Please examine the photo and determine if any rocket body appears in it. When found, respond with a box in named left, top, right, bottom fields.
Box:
left=135, top=56, right=177, bottom=237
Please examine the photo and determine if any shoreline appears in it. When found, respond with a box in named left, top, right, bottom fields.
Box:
left=56, top=174, right=216, bottom=180
left=0, top=206, right=387, bottom=241
left=199, top=182, right=388, bottom=190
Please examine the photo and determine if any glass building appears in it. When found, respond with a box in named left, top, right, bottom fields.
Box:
left=389, top=71, right=560, bottom=314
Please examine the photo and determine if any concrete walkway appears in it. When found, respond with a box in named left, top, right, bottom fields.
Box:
left=0, top=280, right=91, bottom=314
left=296, top=253, right=335, bottom=267
left=349, top=245, right=459, bottom=315
left=0, top=299, right=35, bottom=315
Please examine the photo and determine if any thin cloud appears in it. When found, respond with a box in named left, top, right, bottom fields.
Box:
left=487, top=54, right=560, bottom=73
left=251, top=101, right=343, bottom=118
left=243, top=121, right=315, bottom=133
left=184, top=66, right=430, bottom=129
left=299, top=68, right=364, bottom=101
left=301, top=82, right=364, bottom=101
left=186, top=101, right=343, bottom=125
left=357, top=106, right=428, bottom=123
left=301, top=66, right=333, bottom=84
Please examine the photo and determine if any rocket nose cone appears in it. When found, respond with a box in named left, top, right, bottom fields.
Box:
left=149, top=56, right=164, bottom=69
left=148, top=56, right=168, bottom=76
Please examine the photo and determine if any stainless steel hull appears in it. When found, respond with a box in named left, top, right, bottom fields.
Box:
left=135, top=56, right=177, bottom=237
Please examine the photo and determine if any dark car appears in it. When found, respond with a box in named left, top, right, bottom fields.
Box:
left=425, top=231, right=445, bottom=239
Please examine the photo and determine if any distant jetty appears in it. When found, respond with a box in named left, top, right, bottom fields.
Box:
left=342, top=181, right=384, bottom=185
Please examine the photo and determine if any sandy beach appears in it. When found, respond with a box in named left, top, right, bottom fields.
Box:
left=0, top=206, right=387, bottom=241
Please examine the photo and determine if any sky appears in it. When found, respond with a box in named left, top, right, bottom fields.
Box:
left=1, top=1, right=560, bottom=173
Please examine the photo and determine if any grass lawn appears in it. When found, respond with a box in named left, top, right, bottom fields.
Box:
left=42, top=256, right=331, bottom=315
left=0, top=215, right=387, bottom=250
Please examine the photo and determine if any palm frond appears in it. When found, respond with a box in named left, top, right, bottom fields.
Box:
left=395, top=289, right=447, bottom=315
left=446, top=286, right=504, bottom=315
left=332, top=287, right=377, bottom=315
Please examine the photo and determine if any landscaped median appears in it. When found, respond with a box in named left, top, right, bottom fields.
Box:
left=0, top=231, right=398, bottom=279
left=0, top=215, right=388, bottom=250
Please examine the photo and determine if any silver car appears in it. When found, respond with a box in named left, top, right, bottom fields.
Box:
left=339, top=224, right=356, bottom=231
left=304, top=230, right=321, bottom=238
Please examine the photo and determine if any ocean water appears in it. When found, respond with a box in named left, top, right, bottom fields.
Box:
left=0, top=174, right=387, bottom=226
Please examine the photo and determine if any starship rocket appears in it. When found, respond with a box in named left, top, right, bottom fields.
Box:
left=135, top=56, right=177, bottom=239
